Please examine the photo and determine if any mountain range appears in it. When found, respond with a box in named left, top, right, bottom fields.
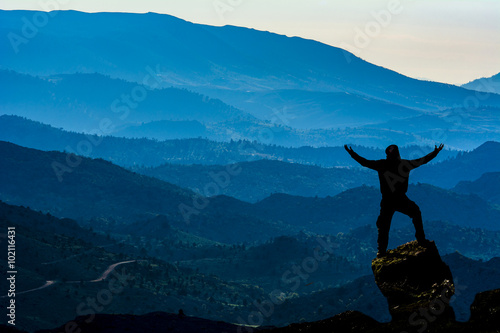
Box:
left=412, top=141, right=500, bottom=188
left=2, top=198, right=500, bottom=332
left=3, top=70, right=499, bottom=149
left=1, top=114, right=495, bottom=200
left=462, top=72, right=500, bottom=95
left=453, top=172, right=500, bottom=205
left=0, top=200, right=271, bottom=331
left=1, top=8, right=500, bottom=333
left=1, top=141, right=499, bottom=244
left=2, top=10, right=499, bottom=112
left=0, top=114, right=460, bottom=168
left=2, top=10, right=500, bottom=150
left=0, top=140, right=300, bottom=244
left=135, top=140, right=500, bottom=201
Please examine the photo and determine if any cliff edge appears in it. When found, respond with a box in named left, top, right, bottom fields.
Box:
left=371, top=240, right=455, bottom=324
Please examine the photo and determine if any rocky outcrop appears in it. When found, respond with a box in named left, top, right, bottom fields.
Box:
left=469, top=289, right=500, bottom=331
left=0, top=325, right=28, bottom=333
left=32, top=241, right=500, bottom=333
left=259, top=310, right=385, bottom=333
left=35, top=312, right=244, bottom=333
left=371, top=240, right=455, bottom=323
left=266, top=240, right=500, bottom=333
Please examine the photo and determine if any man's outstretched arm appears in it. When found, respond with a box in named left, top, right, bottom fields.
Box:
left=344, top=145, right=380, bottom=170
left=408, top=143, right=444, bottom=169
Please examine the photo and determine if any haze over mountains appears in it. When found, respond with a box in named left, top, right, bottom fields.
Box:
left=0, top=114, right=461, bottom=168
left=1, top=8, right=500, bottom=333
left=2, top=10, right=500, bottom=149
left=3, top=198, right=500, bottom=331
left=3, top=69, right=500, bottom=149
left=462, top=72, right=500, bottom=95
left=1, top=10, right=498, bottom=108
left=2, top=141, right=500, bottom=243
left=453, top=172, right=500, bottom=205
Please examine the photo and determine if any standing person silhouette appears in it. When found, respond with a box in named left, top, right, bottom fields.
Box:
left=344, top=143, right=444, bottom=257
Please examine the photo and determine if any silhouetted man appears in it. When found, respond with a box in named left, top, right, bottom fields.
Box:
left=344, top=143, right=444, bottom=257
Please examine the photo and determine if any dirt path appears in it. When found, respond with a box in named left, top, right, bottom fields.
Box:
left=89, top=260, right=137, bottom=282
left=1, top=260, right=141, bottom=298
left=15, top=280, right=57, bottom=296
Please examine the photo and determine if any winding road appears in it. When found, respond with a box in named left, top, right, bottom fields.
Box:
left=1, top=260, right=142, bottom=298
left=15, top=280, right=57, bottom=296
left=89, top=260, right=137, bottom=282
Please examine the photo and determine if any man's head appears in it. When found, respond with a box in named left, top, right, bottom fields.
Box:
left=385, top=144, right=400, bottom=160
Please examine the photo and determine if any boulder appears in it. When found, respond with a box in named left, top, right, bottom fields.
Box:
left=371, top=240, right=455, bottom=323
left=469, top=288, right=500, bottom=330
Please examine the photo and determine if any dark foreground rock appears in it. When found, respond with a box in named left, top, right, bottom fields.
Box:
left=258, top=310, right=387, bottom=333
left=264, top=241, right=500, bottom=333
left=30, top=294, right=500, bottom=333
left=371, top=240, right=455, bottom=323
left=31, top=241, right=500, bottom=333
left=0, top=325, right=29, bottom=333
left=263, top=289, right=500, bottom=333
left=469, top=289, right=500, bottom=331
left=35, top=312, right=244, bottom=333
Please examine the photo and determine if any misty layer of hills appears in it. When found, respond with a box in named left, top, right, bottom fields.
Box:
left=2, top=70, right=500, bottom=149
left=2, top=10, right=500, bottom=111
left=3, top=9, right=500, bottom=149
left=1, top=8, right=500, bottom=333
left=462, top=72, right=500, bottom=95
left=2, top=140, right=500, bottom=237
left=1, top=139, right=500, bottom=331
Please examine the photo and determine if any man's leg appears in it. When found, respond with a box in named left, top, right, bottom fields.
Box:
left=397, top=196, right=427, bottom=244
left=376, top=199, right=394, bottom=256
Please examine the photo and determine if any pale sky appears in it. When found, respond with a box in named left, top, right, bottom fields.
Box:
left=1, top=0, right=499, bottom=85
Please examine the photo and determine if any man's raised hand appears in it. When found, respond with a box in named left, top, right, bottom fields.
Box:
left=344, top=145, right=354, bottom=154
left=434, top=143, right=444, bottom=152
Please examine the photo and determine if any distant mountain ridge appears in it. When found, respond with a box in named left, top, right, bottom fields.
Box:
left=0, top=70, right=253, bottom=133
left=249, top=183, right=500, bottom=232
left=1, top=10, right=499, bottom=150
left=2, top=142, right=499, bottom=243
left=412, top=141, right=500, bottom=188
left=137, top=139, right=500, bottom=201
left=191, top=88, right=422, bottom=130
left=0, top=140, right=300, bottom=243
left=2, top=70, right=468, bottom=148
left=453, top=172, right=500, bottom=205
left=0, top=114, right=459, bottom=167
left=462, top=72, right=500, bottom=95
left=2, top=114, right=499, bottom=198
left=136, top=159, right=378, bottom=202
left=362, top=106, right=500, bottom=150
left=2, top=9, right=500, bottom=113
